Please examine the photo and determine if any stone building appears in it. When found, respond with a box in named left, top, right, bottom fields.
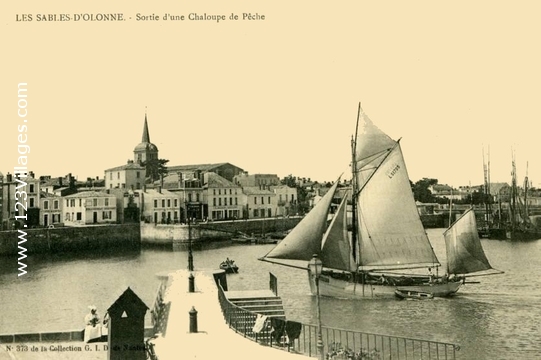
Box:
left=136, top=187, right=181, bottom=224
left=104, top=161, right=145, bottom=190
left=63, top=191, right=117, bottom=226
left=40, top=192, right=63, bottom=227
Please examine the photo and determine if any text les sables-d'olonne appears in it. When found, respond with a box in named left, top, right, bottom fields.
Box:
left=15, top=12, right=265, bottom=22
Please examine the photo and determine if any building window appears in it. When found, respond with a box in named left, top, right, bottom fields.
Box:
left=268, top=208, right=272, bottom=217
left=261, top=197, right=264, bottom=204
left=29, top=198, right=34, bottom=207
left=219, top=198, right=222, bottom=206
left=188, top=193, right=192, bottom=202
left=196, top=193, right=200, bottom=202
left=268, top=196, right=271, bottom=204
left=254, top=197, right=257, bottom=204
left=93, top=199, right=98, bottom=207
left=254, top=209, right=258, bottom=217
left=154, top=199, right=158, bottom=208
left=235, top=197, right=238, bottom=205
left=103, top=211, right=110, bottom=219
left=29, top=184, right=34, bottom=193
left=105, top=198, right=109, bottom=206
left=79, top=199, right=82, bottom=207
left=174, top=199, right=178, bottom=207
left=213, top=198, right=216, bottom=206
left=229, top=189, right=232, bottom=195
left=66, top=199, right=69, bottom=207
left=136, top=183, right=141, bottom=190
left=167, top=199, right=171, bottom=207
left=70, top=199, right=75, bottom=207
left=213, top=189, right=216, bottom=195
left=117, top=172, right=120, bottom=179
left=109, top=172, right=113, bottom=180
left=218, top=189, right=221, bottom=195
left=54, top=200, right=58, bottom=210
left=43, top=201, right=49, bottom=210
left=76, top=212, right=82, bottom=220
left=162, top=199, right=165, bottom=207
left=65, top=213, right=70, bottom=221
left=136, top=171, right=140, bottom=178
left=230, top=197, right=232, bottom=206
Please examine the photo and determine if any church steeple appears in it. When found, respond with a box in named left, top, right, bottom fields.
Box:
left=134, top=111, right=158, bottom=165
left=142, top=113, right=151, bottom=143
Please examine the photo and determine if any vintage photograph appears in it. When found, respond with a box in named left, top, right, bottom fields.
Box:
left=1, top=1, right=541, bottom=359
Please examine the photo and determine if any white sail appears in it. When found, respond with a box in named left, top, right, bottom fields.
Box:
left=444, top=208, right=494, bottom=275
left=355, top=108, right=439, bottom=270
left=321, top=193, right=356, bottom=272
left=264, top=179, right=340, bottom=261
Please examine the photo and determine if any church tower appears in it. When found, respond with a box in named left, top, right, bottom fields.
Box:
left=134, top=113, right=159, bottom=164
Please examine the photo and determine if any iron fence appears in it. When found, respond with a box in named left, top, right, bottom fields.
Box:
left=216, top=281, right=459, bottom=359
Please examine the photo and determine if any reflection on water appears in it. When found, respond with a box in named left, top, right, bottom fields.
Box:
left=1, top=229, right=540, bottom=359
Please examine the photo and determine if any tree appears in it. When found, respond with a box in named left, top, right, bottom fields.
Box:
left=141, top=158, right=169, bottom=183
left=412, top=178, right=438, bottom=203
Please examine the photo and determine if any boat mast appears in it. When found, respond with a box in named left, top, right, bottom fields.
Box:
left=511, top=150, right=517, bottom=233
left=482, top=146, right=491, bottom=229
left=524, top=162, right=529, bottom=221
left=351, top=102, right=361, bottom=266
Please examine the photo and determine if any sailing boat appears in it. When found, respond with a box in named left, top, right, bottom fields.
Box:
left=260, top=104, right=472, bottom=299
left=506, top=158, right=541, bottom=241
left=443, top=207, right=503, bottom=286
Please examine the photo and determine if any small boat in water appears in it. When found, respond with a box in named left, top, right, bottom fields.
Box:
left=394, top=289, right=434, bottom=300
left=220, top=258, right=239, bottom=274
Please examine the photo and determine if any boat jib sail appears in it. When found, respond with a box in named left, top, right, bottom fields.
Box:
left=262, top=179, right=341, bottom=262
left=444, top=208, right=502, bottom=276
left=321, top=192, right=356, bottom=272
left=354, top=107, right=440, bottom=270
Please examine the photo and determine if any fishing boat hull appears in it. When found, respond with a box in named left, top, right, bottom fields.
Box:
left=506, top=229, right=541, bottom=241
left=308, top=272, right=461, bottom=299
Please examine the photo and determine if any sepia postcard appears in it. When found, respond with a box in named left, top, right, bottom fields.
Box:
left=1, top=1, right=541, bottom=359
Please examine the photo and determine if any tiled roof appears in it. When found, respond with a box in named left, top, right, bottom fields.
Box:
left=136, top=188, right=178, bottom=198
left=64, top=191, right=114, bottom=198
left=105, top=163, right=145, bottom=172
left=40, top=191, right=61, bottom=198
left=206, top=173, right=237, bottom=188
left=167, top=163, right=229, bottom=172
left=242, top=186, right=274, bottom=195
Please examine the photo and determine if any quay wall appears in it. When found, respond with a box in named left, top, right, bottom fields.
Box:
left=141, top=217, right=303, bottom=247
left=0, top=223, right=140, bottom=256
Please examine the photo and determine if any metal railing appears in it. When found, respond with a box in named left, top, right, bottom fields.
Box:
left=216, top=281, right=460, bottom=360
left=150, top=281, right=170, bottom=336
left=269, top=272, right=278, bottom=296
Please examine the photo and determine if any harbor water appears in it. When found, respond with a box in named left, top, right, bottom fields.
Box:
left=0, top=229, right=540, bottom=359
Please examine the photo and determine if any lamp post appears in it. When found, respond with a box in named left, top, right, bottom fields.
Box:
left=186, top=200, right=194, bottom=271
left=309, top=254, right=324, bottom=360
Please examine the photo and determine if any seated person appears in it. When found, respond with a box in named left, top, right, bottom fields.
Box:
left=84, top=306, right=102, bottom=343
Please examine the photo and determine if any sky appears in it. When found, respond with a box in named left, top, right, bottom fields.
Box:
left=2, top=1, right=541, bottom=189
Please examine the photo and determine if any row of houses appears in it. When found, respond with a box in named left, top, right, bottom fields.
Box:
left=0, top=169, right=298, bottom=230
left=0, top=115, right=301, bottom=230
